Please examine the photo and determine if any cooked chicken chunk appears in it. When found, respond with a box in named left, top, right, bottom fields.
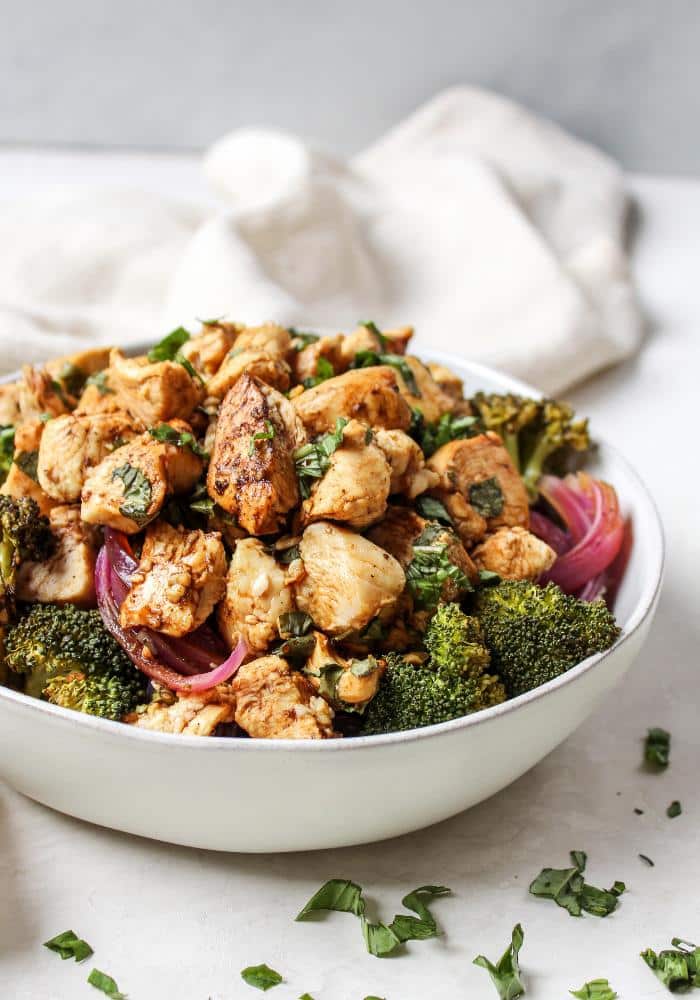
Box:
left=232, top=655, right=336, bottom=739
left=427, top=432, right=530, bottom=530
left=108, top=349, right=203, bottom=425
left=304, top=632, right=384, bottom=707
left=295, top=522, right=405, bottom=635
left=293, top=367, right=411, bottom=436
left=336, top=324, right=414, bottom=366
left=81, top=422, right=203, bottom=533
left=18, top=365, right=72, bottom=421
left=301, top=420, right=391, bottom=529
left=292, top=334, right=344, bottom=384
left=374, top=428, right=439, bottom=498
left=128, top=685, right=237, bottom=735
left=472, top=526, right=556, bottom=581
left=207, top=350, right=292, bottom=398
left=0, top=382, right=22, bottom=425
left=394, top=356, right=457, bottom=423
left=1, top=419, right=58, bottom=515
left=120, top=521, right=226, bottom=636
left=207, top=375, right=304, bottom=535
left=233, top=322, right=293, bottom=358
left=17, top=505, right=100, bottom=607
left=217, top=538, right=295, bottom=655
left=37, top=411, right=136, bottom=503
left=179, top=322, right=238, bottom=377
left=426, top=362, right=464, bottom=402
left=431, top=490, right=487, bottom=546
left=46, top=346, right=113, bottom=395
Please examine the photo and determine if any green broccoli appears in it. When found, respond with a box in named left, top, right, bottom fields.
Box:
left=363, top=652, right=506, bottom=735
left=470, top=393, right=591, bottom=497
left=5, top=603, right=147, bottom=719
left=0, top=426, right=15, bottom=486
left=423, top=602, right=491, bottom=678
left=474, top=580, right=620, bottom=697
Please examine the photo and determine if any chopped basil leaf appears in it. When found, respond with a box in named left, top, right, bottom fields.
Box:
left=359, top=320, right=388, bottom=350
left=302, top=355, right=335, bottom=389
left=249, top=419, right=276, bottom=456
left=175, top=352, right=204, bottom=384
left=276, top=543, right=301, bottom=564
left=350, top=350, right=420, bottom=396
left=241, top=964, right=283, bottom=991
left=417, top=411, right=480, bottom=457
left=278, top=612, right=313, bottom=637
left=190, top=496, right=215, bottom=516
left=57, top=361, right=87, bottom=397
left=641, top=938, right=700, bottom=990
left=473, top=923, right=525, bottom=1000
left=290, top=329, right=321, bottom=351
left=639, top=853, right=655, bottom=867
left=645, top=727, right=670, bottom=768
left=112, top=463, right=152, bottom=525
left=294, top=418, right=348, bottom=499
left=667, top=800, right=682, bottom=818
left=297, top=879, right=365, bottom=920
left=478, top=569, right=501, bottom=585
left=148, top=423, right=208, bottom=457
left=469, top=477, right=504, bottom=517
left=15, top=449, right=39, bottom=482
left=147, top=326, right=190, bottom=362
left=415, top=495, right=453, bottom=525
left=363, top=996, right=386, bottom=1000
left=405, top=522, right=471, bottom=610
left=85, top=370, right=115, bottom=396
left=529, top=851, right=624, bottom=918
left=299, top=995, right=315, bottom=1000
left=197, top=314, right=227, bottom=326
left=570, top=978, right=618, bottom=999
left=44, top=929, right=93, bottom=962
left=272, top=634, right=317, bottom=662
left=87, top=968, right=126, bottom=999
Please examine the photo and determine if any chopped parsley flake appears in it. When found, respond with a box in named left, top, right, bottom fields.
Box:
left=44, top=929, right=93, bottom=962
left=529, top=850, right=625, bottom=917
left=87, top=968, right=126, bottom=998
left=249, top=419, right=276, bottom=456
left=294, top=418, right=347, bottom=498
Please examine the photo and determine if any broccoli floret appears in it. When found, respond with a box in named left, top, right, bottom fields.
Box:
left=363, top=652, right=506, bottom=735
left=470, top=393, right=591, bottom=497
left=5, top=603, right=147, bottom=718
left=474, top=580, right=620, bottom=697
left=424, top=602, right=491, bottom=678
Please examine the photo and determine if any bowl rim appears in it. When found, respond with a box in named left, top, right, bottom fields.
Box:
left=0, top=348, right=665, bottom=753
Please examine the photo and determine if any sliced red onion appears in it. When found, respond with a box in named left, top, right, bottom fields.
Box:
left=103, top=527, right=138, bottom=584
left=529, top=510, right=572, bottom=556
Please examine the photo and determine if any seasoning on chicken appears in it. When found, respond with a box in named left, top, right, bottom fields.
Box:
left=374, top=428, right=439, bottom=498
left=217, top=538, right=296, bottom=655
left=179, top=321, right=238, bottom=377
left=207, top=374, right=304, bottom=535
left=301, top=420, right=391, bottom=529
left=232, top=655, right=336, bottom=738
left=120, top=521, right=227, bottom=637
left=293, top=367, right=412, bottom=436
left=128, top=684, right=237, bottom=736
left=17, top=505, right=100, bottom=607
left=472, top=526, right=556, bottom=581
left=295, top=521, right=405, bottom=635
left=427, top=432, right=530, bottom=530
left=81, top=422, right=203, bottom=533
left=304, top=632, right=385, bottom=709
left=426, top=362, right=465, bottom=402
left=37, top=411, right=136, bottom=503
left=207, top=322, right=293, bottom=397
left=108, top=349, right=204, bottom=425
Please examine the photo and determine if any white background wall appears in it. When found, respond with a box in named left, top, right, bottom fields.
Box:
left=0, top=0, right=695, bottom=171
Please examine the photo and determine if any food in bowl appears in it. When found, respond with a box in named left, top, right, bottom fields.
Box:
left=0, top=321, right=627, bottom=740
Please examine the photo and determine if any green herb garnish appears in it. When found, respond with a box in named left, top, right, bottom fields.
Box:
left=112, top=463, right=152, bottom=525
left=0, top=425, right=15, bottom=485
left=290, top=329, right=321, bottom=351
left=278, top=611, right=313, bottom=637
left=294, top=418, right=347, bottom=499
left=85, top=370, right=115, bottom=396
left=147, top=326, right=190, bottom=363
left=249, top=419, right=276, bottom=456
left=415, top=494, right=453, bottom=525
left=570, top=979, right=618, bottom=999
left=645, top=727, right=670, bottom=768
left=15, top=449, right=39, bottom=482
left=641, top=938, right=700, bottom=991
left=473, top=923, right=525, bottom=999
left=87, top=968, right=126, bottom=998
left=359, top=320, right=388, bottom=349
left=44, top=929, right=93, bottom=962
left=469, top=477, right=504, bottom=517
left=148, top=423, right=208, bottom=457
left=668, top=800, right=682, bottom=818
left=240, top=963, right=283, bottom=991
left=276, top=543, right=301, bottom=564
left=405, top=522, right=471, bottom=610
left=57, top=361, right=87, bottom=397
left=415, top=411, right=480, bottom=457
left=350, top=350, right=420, bottom=396
left=302, top=356, right=335, bottom=389
left=529, top=850, right=624, bottom=917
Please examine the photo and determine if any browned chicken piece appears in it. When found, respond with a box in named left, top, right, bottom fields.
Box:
left=233, top=655, right=336, bottom=738
left=127, top=684, right=237, bottom=735
left=74, top=370, right=125, bottom=416
left=382, top=325, right=414, bottom=354
left=367, top=505, right=478, bottom=588
left=217, top=537, right=296, bottom=655
left=1, top=419, right=58, bottom=516
left=293, top=367, right=411, bottom=436
left=426, top=362, right=465, bottom=402
left=207, top=374, right=304, bottom=535
left=0, top=382, right=22, bottom=425
left=232, top=322, right=292, bottom=358
left=37, top=411, right=137, bottom=503
left=17, top=505, right=100, bottom=607
left=206, top=350, right=292, bottom=398
left=301, top=420, right=391, bottom=529
left=394, top=356, right=457, bottom=423
left=178, top=322, right=238, bottom=377
left=291, top=334, right=344, bottom=383
left=295, top=521, right=405, bottom=635
left=120, top=521, right=227, bottom=637
left=108, top=349, right=204, bottom=425
left=373, top=428, right=439, bottom=498
left=18, top=365, right=72, bottom=421
left=335, top=323, right=386, bottom=367
left=472, top=526, right=556, bottom=581
left=46, top=346, right=112, bottom=385
left=81, top=422, right=203, bottom=532
left=431, top=489, right=487, bottom=546
left=427, top=432, right=530, bottom=530
left=304, top=632, right=385, bottom=707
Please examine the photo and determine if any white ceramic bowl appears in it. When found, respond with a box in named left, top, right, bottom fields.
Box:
left=0, top=353, right=663, bottom=852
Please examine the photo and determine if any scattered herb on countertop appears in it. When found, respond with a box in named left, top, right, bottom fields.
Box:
left=298, top=994, right=315, bottom=1000
left=667, top=800, right=682, bottom=818
left=241, top=964, right=284, bottom=991
left=43, top=929, right=93, bottom=962
left=149, top=423, right=208, bottom=457
left=294, top=418, right=348, bottom=498
left=529, top=850, right=625, bottom=917
left=87, top=968, right=126, bottom=998
left=641, top=937, right=700, bottom=991
left=249, top=419, right=276, bottom=456
left=570, top=978, right=618, bottom=999
left=473, top=923, right=525, bottom=999
left=639, top=853, right=655, bottom=867
left=112, top=463, right=152, bottom=525
left=645, top=727, right=670, bottom=769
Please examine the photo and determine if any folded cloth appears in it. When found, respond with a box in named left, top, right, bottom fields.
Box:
left=0, top=88, right=642, bottom=393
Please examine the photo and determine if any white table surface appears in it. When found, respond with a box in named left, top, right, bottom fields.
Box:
left=0, top=151, right=697, bottom=1000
